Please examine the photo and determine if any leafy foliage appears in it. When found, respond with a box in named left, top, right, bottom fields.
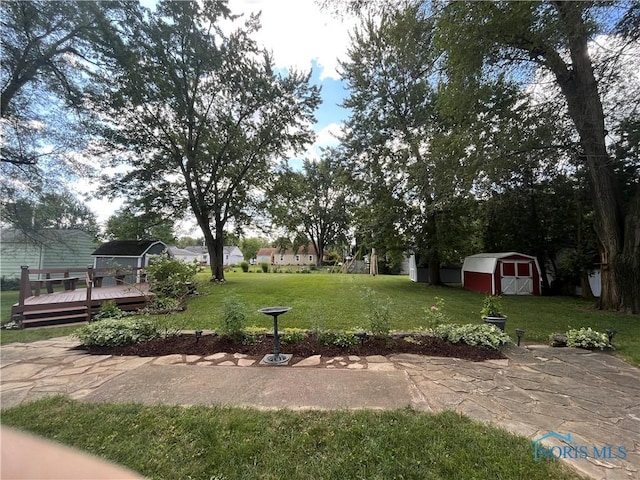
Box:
left=73, top=318, right=159, bottom=347
left=316, top=330, right=359, bottom=348
left=146, top=253, right=198, bottom=299
left=432, top=324, right=511, bottom=350
left=424, top=296, right=449, bottom=329
left=93, top=300, right=126, bottom=322
left=566, top=327, right=611, bottom=350
left=480, top=296, right=504, bottom=319
left=91, top=0, right=321, bottom=282
left=220, top=296, right=247, bottom=340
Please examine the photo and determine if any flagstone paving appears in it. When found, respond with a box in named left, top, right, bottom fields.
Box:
left=1, top=337, right=639, bottom=480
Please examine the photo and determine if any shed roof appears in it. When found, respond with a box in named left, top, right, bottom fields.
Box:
left=462, top=252, right=537, bottom=275
left=92, top=240, right=165, bottom=257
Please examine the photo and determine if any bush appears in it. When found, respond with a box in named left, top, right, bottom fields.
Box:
left=0, top=276, right=20, bottom=291
left=259, top=262, right=269, bottom=273
left=566, top=327, right=611, bottom=350
left=220, top=296, right=246, bottom=340
left=280, top=328, right=307, bottom=344
left=424, top=296, right=449, bottom=329
left=240, top=261, right=250, bottom=272
left=432, top=323, right=511, bottom=350
left=316, top=330, right=359, bottom=348
left=146, top=253, right=198, bottom=299
left=93, top=300, right=126, bottom=321
left=361, top=287, right=392, bottom=336
left=73, top=317, right=159, bottom=347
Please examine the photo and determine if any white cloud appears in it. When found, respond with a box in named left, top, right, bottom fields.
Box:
left=228, top=0, right=357, bottom=80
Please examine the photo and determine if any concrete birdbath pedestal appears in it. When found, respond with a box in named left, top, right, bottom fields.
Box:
left=258, top=306, right=292, bottom=365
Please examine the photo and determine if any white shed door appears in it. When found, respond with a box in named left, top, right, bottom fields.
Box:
left=501, top=261, right=533, bottom=295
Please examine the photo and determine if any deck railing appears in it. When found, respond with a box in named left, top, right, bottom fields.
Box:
left=17, top=265, right=148, bottom=308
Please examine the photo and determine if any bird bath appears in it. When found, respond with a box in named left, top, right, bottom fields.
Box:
left=258, top=306, right=292, bottom=365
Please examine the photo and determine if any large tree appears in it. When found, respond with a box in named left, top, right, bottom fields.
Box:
left=434, top=1, right=640, bottom=311
left=93, top=1, right=320, bottom=281
left=104, top=207, right=176, bottom=244
left=266, top=152, right=351, bottom=266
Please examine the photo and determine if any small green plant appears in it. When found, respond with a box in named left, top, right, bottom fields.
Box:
left=480, top=295, right=504, bottom=318
left=425, top=296, right=449, bottom=329
left=220, top=296, right=246, bottom=340
left=240, top=261, right=250, bottom=272
left=432, top=323, right=511, bottom=350
left=316, top=330, right=359, bottom=348
left=93, top=300, right=126, bottom=321
left=241, top=326, right=269, bottom=345
left=73, top=317, right=159, bottom=347
left=363, top=287, right=392, bottom=336
left=566, top=327, right=611, bottom=350
left=260, top=262, right=269, bottom=273
left=143, top=296, right=184, bottom=314
left=280, top=328, right=307, bottom=344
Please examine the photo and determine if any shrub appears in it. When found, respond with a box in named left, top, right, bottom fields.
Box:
left=146, top=253, right=198, bottom=299
left=73, top=317, right=159, bottom=347
left=143, top=296, right=184, bottom=314
left=0, top=276, right=20, bottom=291
left=242, top=326, right=269, bottom=345
left=424, top=296, right=449, bottom=329
left=220, top=296, right=246, bottom=340
left=93, top=300, right=126, bottom=321
left=566, top=327, right=611, bottom=350
left=259, top=262, right=269, bottom=273
left=280, top=328, right=307, bottom=344
left=240, top=261, right=250, bottom=272
left=363, top=287, right=392, bottom=336
left=317, top=330, right=359, bottom=348
left=432, top=323, right=511, bottom=350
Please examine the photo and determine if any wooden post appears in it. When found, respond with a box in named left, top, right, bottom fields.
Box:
left=18, top=266, right=29, bottom=306
left=86, top=266, right=93, bottom=321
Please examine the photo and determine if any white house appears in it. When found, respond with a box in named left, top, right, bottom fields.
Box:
left=223, top=246, right=244, bottom=265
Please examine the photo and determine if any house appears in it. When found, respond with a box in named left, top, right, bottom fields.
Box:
left=168, top=246, right=201, bottom=264
left=184, top=246, right=209, bottom=265
left=257, top=245, right=325, bottom=265
left=0, top=228, right=97, bottom=280
left=462, top=252, right=542, bottom=296
left=92, top=239, right=168, bottom=286
left=223, top=246, right=244, bottom=266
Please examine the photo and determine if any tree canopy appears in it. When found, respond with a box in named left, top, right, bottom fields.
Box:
left=92, top=0, right=320, bottom=281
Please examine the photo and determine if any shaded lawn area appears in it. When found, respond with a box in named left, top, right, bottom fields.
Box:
left=2, top=272, right=638, bottom=365
left=1, top=396, right=585, bottom=480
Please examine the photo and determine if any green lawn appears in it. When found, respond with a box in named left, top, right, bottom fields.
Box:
left=2, top=271, right=638, bottom=365
left=1, top=396, right=584, bottom=480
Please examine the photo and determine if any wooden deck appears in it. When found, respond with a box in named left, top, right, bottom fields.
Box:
left=20, top=284, right=151, bottom=306
left=12, top=283, right=153, bottom=328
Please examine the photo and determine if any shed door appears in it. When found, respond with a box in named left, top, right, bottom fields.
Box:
left=500, top=261, right=533, bottom=295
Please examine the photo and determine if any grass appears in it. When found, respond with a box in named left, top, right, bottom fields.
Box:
left=2, top=271, right=638, bottom=365
left=1, top=396, right=585, bottom=480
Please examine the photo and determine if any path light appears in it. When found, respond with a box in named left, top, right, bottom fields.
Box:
left=606, top=328, right=617, bottom=343
left=195, top=330, right=203, bottom=343
left=355, top=330, right=368, bottom=346
left=515, top=328, right=525, bottom=347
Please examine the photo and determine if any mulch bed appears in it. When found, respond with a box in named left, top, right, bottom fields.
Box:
left=78, top=334, right=506, bottom=362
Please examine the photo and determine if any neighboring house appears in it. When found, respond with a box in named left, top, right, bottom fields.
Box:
left=462, top=252, right=542, bottom=296
left=92, top=239, right=168, bottom=286
left=184, top=246, right=209, bottom=265
left=168, top=246, right=201, bottom=264
left=0, top=228, right=97, bottom=279
left=223, top=246, right=244, bottom=266
left=257, top=245, right=325, bottom=266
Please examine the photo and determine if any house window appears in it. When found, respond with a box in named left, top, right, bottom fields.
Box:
left=309, top=255, right=313, bottom=262
left=295, top=255, right=300, bottom=262
left=279, top=254, right=284, bottom=261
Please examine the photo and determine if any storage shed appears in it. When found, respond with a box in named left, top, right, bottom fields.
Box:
left=92, top=239, right=168, bottom=286
left=462, top=252, right=542, bottom=296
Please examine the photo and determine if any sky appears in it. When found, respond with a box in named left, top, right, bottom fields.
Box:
left=86, top=0, right=357, bottom=233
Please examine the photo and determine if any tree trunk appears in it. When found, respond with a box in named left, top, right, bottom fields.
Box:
left=428, top=255, right=442, bottom=285
left=547, top=2, right=633, bottom=311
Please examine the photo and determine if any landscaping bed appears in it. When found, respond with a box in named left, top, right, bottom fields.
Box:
left=77, top=333, right=506, bottom=362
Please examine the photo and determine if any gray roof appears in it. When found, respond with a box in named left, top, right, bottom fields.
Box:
left=92, top=240, right=166, bottom=257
